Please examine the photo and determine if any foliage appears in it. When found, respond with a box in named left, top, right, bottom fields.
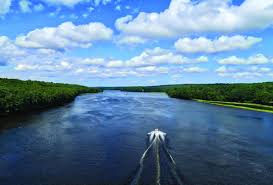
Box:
left=105, top=83, right=273, bottom=106
left=0, top=78, right=101, bottom=115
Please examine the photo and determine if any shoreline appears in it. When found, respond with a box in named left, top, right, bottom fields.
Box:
left=195, top=99, right=273, bottom=114
left=0, top=92, right=100, bottom=117
left=103, top=90, right=273, bottom=114
left=0, top=78, right=101, bottom=117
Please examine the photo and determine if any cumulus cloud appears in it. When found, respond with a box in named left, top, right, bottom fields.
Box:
left=41, top=0, right=86, bottom=7
left=125, top=47, right=207, bottom=67
left=41, top=0, right=112, bottom=7
left=73, top=47, right=208, bottom=77
left=136, top=66, right=169, bottom=73
left=79, top=47, right=207, bottom=70
left=0, top=0, right=12, bottom=15
left=0, top=35, right=64, bottom=67
left=81, top=58, right=104, bottom=65
left=0, top=36, right=26, bottom=60
left=175, top=35, right=262, bottom=53
left=105, top=60, right=124, bottom=68
left=216, top=65, right=272, bottom=78
left=15, top=61, right=72, bottom=71
left=196, top=56, right=208, bottom=63
left=116, top=35, right=147, bottom=45
left=15, top=64, right=38, bottom=71
left=0, top=36, right=203, bottom=79
left=183, top=66, right=207, bottom=73
left=2, top=37, right=210, bottom=79
left=218, top=54, right=270, bottom=65
left=15, top=22, right=113, bottom=51
left=116, top=0, right=273, bottom=39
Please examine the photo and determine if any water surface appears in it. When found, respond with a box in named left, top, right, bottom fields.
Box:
left=0, top=91, right=273, bottom=185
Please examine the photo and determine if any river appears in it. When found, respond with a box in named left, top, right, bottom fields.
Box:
left=0, top=91, right=273, bottom=185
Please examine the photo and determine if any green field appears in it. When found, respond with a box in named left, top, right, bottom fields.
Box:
left=196, top=100, right=273, bottom=113
left=0, top=78, right=101, bottom=115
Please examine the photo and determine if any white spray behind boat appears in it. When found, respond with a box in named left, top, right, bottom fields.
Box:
left=130, top=129, right=185, bottom=185
left=147, top=128, right=166, bottom=143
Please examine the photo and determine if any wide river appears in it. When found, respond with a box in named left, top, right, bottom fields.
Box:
left=0, top=91, right=273, bottom=185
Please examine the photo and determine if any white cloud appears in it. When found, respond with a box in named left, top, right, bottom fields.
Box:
left=218, top=54, right=270, bottom=65
left=125, top=47, right=207, bottom=67
left=15, top=64, right=38, bottom=71
left=80, top=47, right=206, bottom=69
left=19, top=0, right=32, bottom=13
left=0, top=36, right=26, bottom=60
left=0, top=36, right=180, bottom=78
left=0, top=36, right=190, bottom=79
left=175, top=35, right=262, bottom=53
left=216, top=65, right=272, bottom=78
left=0, top=36, right=65, bottom=68
left=92, top=0, right=112, bottom=6
left=196, top=56, right=208, bottom=63
left=15, top=60, right=73, bottom=71
left=249, top=66, right=271, bottom=73
left=116, top=35, right=147, bottom=45
left=37, top=0, right=113, bottom=8
left=183, top=66, right=207, bottom=73
left=105, top=60, right=124, bottom=68
left=75, top=47, right=208, bottom=76
left=116, top=0, right=273, bottom=39
left=81, top=58, right=104, bottom=65
left=0, top=0, right=12, bottom=15
left=136, top=66, right=169, bottom=73
left=41, top=0, right=86, bottom=7
left=15, top=22, right=113, bottom=51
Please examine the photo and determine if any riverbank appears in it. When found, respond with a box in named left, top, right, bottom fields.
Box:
left=195, top=100, right=273, bottom=113
left=0, top=78, right=101, bottom=116
left=104, top=82, right=273, bottom=113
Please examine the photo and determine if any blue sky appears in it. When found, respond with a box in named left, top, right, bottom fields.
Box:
left=0, top=0, right=273, bottom=86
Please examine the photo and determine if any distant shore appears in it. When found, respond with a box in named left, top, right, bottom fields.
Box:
left=104, top=82, right=273, bottom=114
left=195, top=99, right=273, bottom=113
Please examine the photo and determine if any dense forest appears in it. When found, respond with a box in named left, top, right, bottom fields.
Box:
left=105, top=82, right=273, bottom=106
left=0, top=78, right=101, bottom=115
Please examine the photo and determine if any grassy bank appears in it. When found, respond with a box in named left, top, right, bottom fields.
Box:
left=105, top=82, right=273, bottom=113
left=0, top=78, right=101, bottom=116
left=196, top=100, right=273, bottom=113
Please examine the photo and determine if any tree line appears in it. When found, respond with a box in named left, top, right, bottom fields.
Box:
left=105, top=82, right=273, bottom=105
left=0, top=78, right=101, bottom=115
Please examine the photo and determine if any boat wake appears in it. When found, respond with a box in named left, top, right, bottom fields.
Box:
left=129, top=129, right=187, bottom=185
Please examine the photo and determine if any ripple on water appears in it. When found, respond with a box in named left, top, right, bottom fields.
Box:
left=0, top=91, right=273, bottom=185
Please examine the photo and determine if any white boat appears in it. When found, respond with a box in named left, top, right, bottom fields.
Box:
left=147, top=128, right=166, bottom=142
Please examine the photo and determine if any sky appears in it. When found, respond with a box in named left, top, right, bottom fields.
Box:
left=0, top=0, right=273, bottom=86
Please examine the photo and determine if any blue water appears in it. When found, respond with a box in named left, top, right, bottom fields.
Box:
left=0, top=91, right=273, bottom=185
